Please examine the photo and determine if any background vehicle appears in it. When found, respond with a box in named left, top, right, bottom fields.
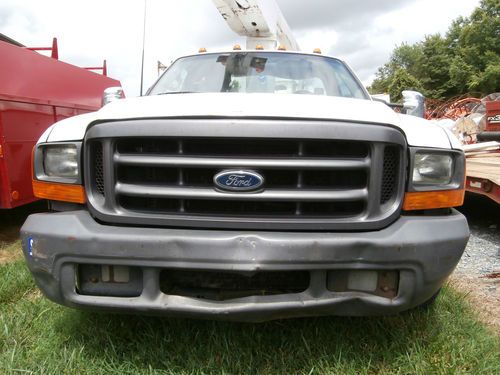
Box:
left=0, top=35, right=121, bottom=208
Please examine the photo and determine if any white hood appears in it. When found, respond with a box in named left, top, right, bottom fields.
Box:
left=44, top=93, right=453, bottom=148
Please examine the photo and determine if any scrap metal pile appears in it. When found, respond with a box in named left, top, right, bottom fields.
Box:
left=428, top=93, right=500, bottom=145
left=427, top=93, right=500, bottom=205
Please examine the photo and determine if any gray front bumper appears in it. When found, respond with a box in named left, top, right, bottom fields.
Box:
left=20, top=210, right=469, bottom=321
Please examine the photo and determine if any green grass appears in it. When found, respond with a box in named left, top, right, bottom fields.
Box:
left=1, top=258, right=499, bottom=375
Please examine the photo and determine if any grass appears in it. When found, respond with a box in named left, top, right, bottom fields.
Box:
left=0, top=256, right=499, bottom=374
left=0, top=241, right=23, bottom=266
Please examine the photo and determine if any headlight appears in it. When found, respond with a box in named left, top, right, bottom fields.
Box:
left=44, top=145, right=78, bottom=178
left=32, top=142, right=85, bottom=204
left=407, top=147, right=465, bottom=192
left=412, top=153, right=453, bottom=185
left=34, top=142, right=82, bottom=184
left=404, top=148, right=465, bottom=211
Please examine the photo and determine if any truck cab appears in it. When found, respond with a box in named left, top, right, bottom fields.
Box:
left=20, top=45, right=469, bottom=321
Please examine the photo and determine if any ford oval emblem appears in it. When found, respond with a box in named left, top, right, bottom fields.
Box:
left=214, top=170, right=264, bottom=192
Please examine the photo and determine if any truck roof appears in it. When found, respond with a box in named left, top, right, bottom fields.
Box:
left=179, top=49, right=344, bottom=61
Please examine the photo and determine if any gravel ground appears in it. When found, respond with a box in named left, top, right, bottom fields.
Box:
left=455, top=193, right=500, bottom=279
left=455, top=225, right=499, bottom=279
left=453, top=194, right=500, bottom=332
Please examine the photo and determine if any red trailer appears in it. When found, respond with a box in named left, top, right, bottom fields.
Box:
left=0, top=36, right=122, bottom=208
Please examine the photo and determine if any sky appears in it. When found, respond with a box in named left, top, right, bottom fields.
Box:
left=0, top=0, right=480, bottom=96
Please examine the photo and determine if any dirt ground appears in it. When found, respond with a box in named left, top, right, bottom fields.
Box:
left=0, top=245, right=21, bottom=265
left=0, top=201, right=46, bottom=263
left=450, top=276, right=499, bottom=333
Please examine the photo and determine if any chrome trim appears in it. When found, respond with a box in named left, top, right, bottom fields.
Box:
left=102, top=87, right=124, bottom=106
left=114, top=154, right=370, bottom=170
left=116, top=183, right=368, bottom=201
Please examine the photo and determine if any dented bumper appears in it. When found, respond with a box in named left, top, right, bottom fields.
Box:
left=20, top=209, right=468, bottom=322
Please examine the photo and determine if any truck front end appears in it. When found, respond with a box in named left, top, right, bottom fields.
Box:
left=21, top=51, right=469, bottom=321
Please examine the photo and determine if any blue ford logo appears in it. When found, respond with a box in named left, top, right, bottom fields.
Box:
left=214, top=170, right=264, bottom=192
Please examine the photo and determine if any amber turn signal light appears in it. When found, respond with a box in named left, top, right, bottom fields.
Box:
left=32, top=180, right=86, bottom=204
left=403, top=189, right=464, bottom=211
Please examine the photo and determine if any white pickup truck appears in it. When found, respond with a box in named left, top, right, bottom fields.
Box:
left=21, top=47, right=469, bottom=321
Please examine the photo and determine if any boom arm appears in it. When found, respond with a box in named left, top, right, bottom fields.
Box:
left=212, top=0, right=300, bottom=51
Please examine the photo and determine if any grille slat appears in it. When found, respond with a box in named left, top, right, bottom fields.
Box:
left=114, top=154, right=370, bottom=170
left=84, top=121, right=405, bottom=231
left=116, top=183, right=368, bottom=202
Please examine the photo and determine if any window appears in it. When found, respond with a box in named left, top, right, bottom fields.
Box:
left=149, top=52, right=368, bottom=100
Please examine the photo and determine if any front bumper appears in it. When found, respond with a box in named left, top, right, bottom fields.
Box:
left=21, top=210, right=469, bottom=322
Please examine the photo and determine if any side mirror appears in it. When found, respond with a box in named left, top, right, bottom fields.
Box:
left=371, top=94, right=391, bottom=104
left=102, top=87, right=125, bottom=106
left=402, top=90, right=425, bottom=118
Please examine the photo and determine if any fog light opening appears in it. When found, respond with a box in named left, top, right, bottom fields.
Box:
left=76, top=264, right=143, bottom=297
left=347, top=270, right=378, bottom=292
left=327, top=270, right=399, bottom=298
left=101, top=265, right=130, bottom=283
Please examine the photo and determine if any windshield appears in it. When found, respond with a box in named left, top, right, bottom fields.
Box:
left=149, top=52, right=368, bottom=99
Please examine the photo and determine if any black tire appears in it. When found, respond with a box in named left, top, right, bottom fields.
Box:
left=477, top=131, right=500, bottom=142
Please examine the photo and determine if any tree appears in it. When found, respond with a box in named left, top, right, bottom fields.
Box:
left=368, top=43, right=423, bottom=95
left=448, top=56, right=475, bottom=93
left=387, top=68, right=423, bottom=102
left=468, top=53, right=500, bottom=93
left=419, top=34, right=454, bottom=99
left=457, top=0, right=500, bottom=93
left=369, top=0, right=500, bottom=100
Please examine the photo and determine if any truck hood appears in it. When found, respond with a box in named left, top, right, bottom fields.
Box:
left=45, top=93, right=453, bottom=148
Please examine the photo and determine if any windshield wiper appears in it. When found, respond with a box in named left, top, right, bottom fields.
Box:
left=157, top=91, right=196, bottom=95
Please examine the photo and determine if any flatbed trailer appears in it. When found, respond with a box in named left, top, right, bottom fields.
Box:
left=464, top=142, right=500, bottom=205
left=466, top=154, right=500, bottom=204
left=0, top=37, right=121, bottom=208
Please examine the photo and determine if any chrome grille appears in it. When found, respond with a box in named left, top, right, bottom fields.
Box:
left=84, top=119, right=406, bottom=231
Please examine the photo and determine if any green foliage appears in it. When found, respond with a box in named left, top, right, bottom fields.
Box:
left=1, top=258, right=499, bottom=374
left=368, top=0, right=500, bottom=101
left=369, top=43, right=424, bottom=96
left=387, top=68, right=423, bottom=102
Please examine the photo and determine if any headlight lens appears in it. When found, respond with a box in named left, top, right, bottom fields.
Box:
left=412, top=153, right=453, bottom=185
left=43, top=145, right=79, bottom=178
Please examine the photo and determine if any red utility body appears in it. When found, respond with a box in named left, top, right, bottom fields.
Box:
left=0, top=38, right=121, bottom=208
left=485, top=100, right=500, bottom=132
